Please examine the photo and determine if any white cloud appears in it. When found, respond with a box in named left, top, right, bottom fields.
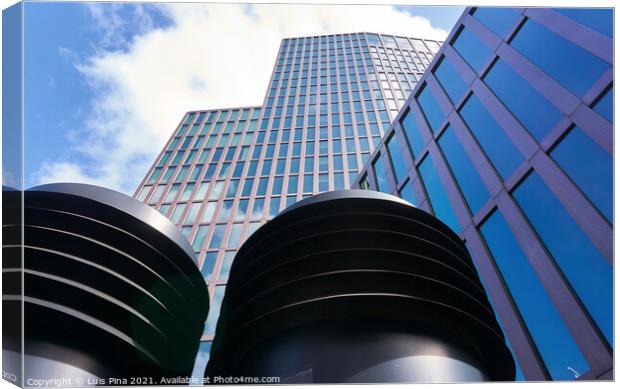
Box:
left=36, top=3, right=450, bottom=194
left=33, top=161, right=115, bottom=188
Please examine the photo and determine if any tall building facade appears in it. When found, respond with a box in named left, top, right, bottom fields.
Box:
left=354, top=7, right=613, bottom=381
left=133, top=32, right=444, bottom=378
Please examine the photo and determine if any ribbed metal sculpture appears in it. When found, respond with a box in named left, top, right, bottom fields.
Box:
left=3, top=183, right=209, bottom=382
left=206, top=190, right=515, bottom=383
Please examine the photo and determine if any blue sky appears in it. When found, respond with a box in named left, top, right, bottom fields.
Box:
left=23, top=2, right=464, bottom=194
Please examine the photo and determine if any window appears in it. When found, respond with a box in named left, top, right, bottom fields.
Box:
left=185, top=203, right=202, bottom=224
left=434, top=57, right=468, bottom=103
left=147, top=167, right=162, bottom=184
left=272, top=177, right=283, bottom=195
left=201, top=202, right=217, bottom=223
left=289, top=158, right=300, bottom=173
left=203, top=285, right=225, bottom=336
left=592, top=87, right=613, bottom=123
left=164, top=184, right=180, bottom=203
left=418, top=155, right=460, bottom=232
left=201, top=252, right=218, bottom=281
left=227, top=224, right=244, bottom=249
left=459, top=94, right=523, bottom=180
left=194, top=182, right=209, bottom=201
left=366, top=33, right=381, bottom=46
left=318, top=174, right=329, bottom=192
left=247, top=221, right=262, bottom=238
left=209, top=225, right=227, bottom=249
left=241, top=179, right=254, bottom=197
left=209, top=181, right=224, bottom=200
left=452, top=27, right=492, bottom=72
left=235, top=199, right=249, bottom=221
left=304, top=157, right=314, bottom=173
left=170, top=204, right=186, bottom=224
left=269, top=197, right=281, bottom=217
left=257, top=178, right=268, bottom=196
left=480, top=210, right=590, bottom=380
left=484, top=59, right=563, bottom=142
left=511, top=20, right=609, bottom=97
left=179, top=183, right=195, bottom=202
left=334, top=173, right=345, bottom=190
left=399, top=180, right=418, bottom=206
left=400, top=109, right=426, bottom=158
left=218, top=200, right=233, bottom=222
left=303, top=174, right=313, bottom=193
left=386, top=133, right=408, bottom=183
left=287, top=176, right=299, bottom=194
left=472, top=7, right=520, bottom=38
left=319, top=156, right=329, bottom=172
left=252, top=199, right=264, bottom=219
left=192, top=226, right=209, bottom=251
left=149, top=185, right=166, bottom=204
left=137, top=186, right=152, bottom=202
left=218, top=252, right=235, bottom=280
left=372, top=153, right=391, bottom=193
left=553, top=8, right=612, bottom=38
left=438, top=126, right=490, bottom=215
left=513, top=172, right=612, bottom=344
left=417, top=85, right=445, bottom=133
left=550, top=127, right=612, bottom=222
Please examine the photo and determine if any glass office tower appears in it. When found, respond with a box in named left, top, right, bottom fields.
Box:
left=354, top=7, right=613, bottom=381
left=133, top=32, right=443, bottom=377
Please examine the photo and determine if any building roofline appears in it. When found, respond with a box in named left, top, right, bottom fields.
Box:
left=185, top=105, right=263, bottom=115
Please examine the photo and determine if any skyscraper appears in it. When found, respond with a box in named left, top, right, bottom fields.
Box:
left=133, top=32, right=444, bottom=377
left=354, top=7, right=613, bottom=381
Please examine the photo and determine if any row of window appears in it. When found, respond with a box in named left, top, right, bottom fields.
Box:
left=142, top=167, right=360, bottom=210
left=366, top=33, right=441, bottom=54
left=168, top=125, right=382, bottom=157
left=183, top=108, right=260, bottom=126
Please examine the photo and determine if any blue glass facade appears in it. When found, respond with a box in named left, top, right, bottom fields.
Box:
left=354, top=7, right=613, bottom=381
left=135, top=32, right=443, bottom=378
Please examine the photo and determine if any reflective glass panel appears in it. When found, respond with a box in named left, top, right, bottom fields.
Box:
left=459, top=93, right=523, bottom=180
left=513, top=172, right=613, bottom=344
left=438, top=126, right=490, bottom=214
left=593, top=87, right=613, bottom=123
left=372, top=153, right=391, bottom=193
left=203, top=285, right=225, bottom=336
left=192, top=226, right=209, bottom=251
left=417, top=86, right=445, bottom=133
left=550, top=126, right=612, bottom=222
left=386, top=133, right=408, bottom=182
left=400, top=109, right=426, bottom=158
left=473, top=7, right=520, bottom=38
left=452, top=27, right=492, bottom=72
left=218, top=252, right=235, bottom=280
left=553, top=8, right=613, bottom=38
left=484, top=59, right=563, bottom=142
left=480, top=211, right=589, bottom=380
left=200, top=252, right=217, bottom=281
left=434, top=57, right=468, bottom=103
left=209, top=225, right=227, bottom=249
left=511, top=20, right=609, bottom=97
left=418, top=155, right=461, bottom=232
left=399, top=180, right=418, bottom=206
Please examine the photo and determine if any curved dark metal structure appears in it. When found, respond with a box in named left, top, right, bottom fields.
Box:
left=2, top=183, right=209, bottom=382
left=205, top=189, right=515, bottom=383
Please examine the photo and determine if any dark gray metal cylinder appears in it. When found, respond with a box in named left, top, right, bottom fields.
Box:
left=3, top=183, right=210, bottom=382
left=205, top=189, right=515, bottom=383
